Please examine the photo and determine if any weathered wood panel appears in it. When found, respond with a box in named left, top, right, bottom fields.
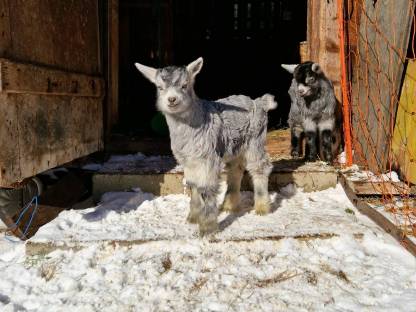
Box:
left=350, top=0, right=416, bottom=171
left=3, top=0, right=100, bottom=75
left=0, top=58, right=104, bottom=187
left=0, top=59, right=103, bottom=97
left=0, top=93, right=103, bottom=187
left=345, top=180, right=410, bottom=196
left=0, top=94, right=20, bottom=184
left=0, top=0, right=11, bottom=55
left=0, top=1, right=104, bottom=187
left=307, top=0, right=341, bottom=100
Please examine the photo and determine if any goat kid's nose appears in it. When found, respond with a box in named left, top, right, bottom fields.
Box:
left=168, top=96, right=177, bottom=103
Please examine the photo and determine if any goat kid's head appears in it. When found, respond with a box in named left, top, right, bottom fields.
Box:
left=135, top=58, right=203, bottom=116
left=282, top=62, right=323, bottom=98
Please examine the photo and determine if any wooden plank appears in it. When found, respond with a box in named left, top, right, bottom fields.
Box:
left=299, top=41, right=309, bottom=63
left=0, top=94, right=20, bottom=183
left=392, top=59, right=416, bottom=184
left=340, top=174, right=416, bottom=257
left=0, top=94, right=103, bottom=187
left=25, top=233, right=365, bottom=256
left=0, top=59, right=104, bottom=97
left=307, top=0, right=341, bottom=100
left=307, top=0, right=321, bottom=63
left=0, top=0, right=11, bottom=55
left=351, top=0, right=416, bottom=172
left=106, top=0, right=119, bottom=137
left=347, top=180, right=410, bottom=196
left=15, top=95, right=50, bottom=179
left=6, top=0, right=100, bottom=75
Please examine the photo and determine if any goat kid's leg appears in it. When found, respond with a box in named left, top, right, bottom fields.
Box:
left=320, top=129, right=333, bottom=163
left=187, top=186, right=202, bottom=224
left=303, top=118, right=318, bottom=162
left=305, top=131, right=318, bottom=161
left=318, top=118, right=336, bottom=163
left=221, top=157, right=245, bottom=213
left=198, top=185, right=220, bottom=236
left=184, top=162, right=220, bottom=236
left=246, top=152, right=272, bottom=215
left=290, top=125, right=304, bottom=158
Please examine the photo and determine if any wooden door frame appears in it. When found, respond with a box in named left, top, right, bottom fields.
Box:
left=104, top=0, right=119, bottom=141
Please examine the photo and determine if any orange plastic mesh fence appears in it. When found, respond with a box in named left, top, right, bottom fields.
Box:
left=340, top=0, right=416, bottom=237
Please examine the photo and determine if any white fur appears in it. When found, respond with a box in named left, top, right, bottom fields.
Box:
left=281, top=64, right=298, bottom=74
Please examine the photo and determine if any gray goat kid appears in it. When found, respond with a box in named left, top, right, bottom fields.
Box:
left=281, top=62, right=342, bottom=162
left=135, top=58, right=277, bottom=236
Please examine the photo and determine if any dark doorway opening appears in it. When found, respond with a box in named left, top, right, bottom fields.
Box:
left=117, top=0, right=307, bottom=141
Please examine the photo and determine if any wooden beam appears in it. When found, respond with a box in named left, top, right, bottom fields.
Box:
left=25, top=232, right=365, bottom=256
left=307, top=0, right=341, bottom=100
left=340, top=173, right=416, bottom=257
left=0, top=59, right=104, bottom=97
left=0, top=0, right=11, bottom=55
left=0, top=93, right=103, bottom=187
left=0, top=94, right=21, bottom=184
left=348, top=181, right=411, bottom=196
left=106, top=0, right=119, bottom=137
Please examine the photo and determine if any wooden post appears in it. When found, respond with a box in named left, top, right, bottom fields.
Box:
left=0, top=0, right=11, bottom=55
left=307, top=0, right=341, bottom=101
left=106, top=0, right=119, bottom=138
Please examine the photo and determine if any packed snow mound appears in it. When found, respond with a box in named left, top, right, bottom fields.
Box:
left=32, top=184, right=369, bottom=243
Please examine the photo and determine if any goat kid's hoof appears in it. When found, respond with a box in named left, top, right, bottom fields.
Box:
left=198, top=220, right=219, bottom=237
left=305, top=155, right=317, bottom=162
left=186, top=212, right=199, bottom=224
left=254, top=201, right=271, bottom=215
left=291, top=150, right=301, bottom=158
left=324, top=156, right=333, bottom=164
left=221, top=194, right=241, bottom=213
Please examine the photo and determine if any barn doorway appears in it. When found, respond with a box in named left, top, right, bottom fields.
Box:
left=116, top=0, right=307, bottom=145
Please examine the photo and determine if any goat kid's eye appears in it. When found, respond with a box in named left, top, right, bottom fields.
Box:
left=182, top=84, right=187, bottom=89
left=157, top=86, right=164, bottom=91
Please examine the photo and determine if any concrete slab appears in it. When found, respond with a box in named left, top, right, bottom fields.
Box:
left=92, top=158, right=338, bottom=200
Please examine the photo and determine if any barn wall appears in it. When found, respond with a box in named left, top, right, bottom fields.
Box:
left=349, top=0, right=416, bottom=172
left=0, top=0, right=104, bottom=187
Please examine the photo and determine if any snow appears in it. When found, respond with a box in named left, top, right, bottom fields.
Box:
left=31, top=184, right=369, bottom=243
left=344, top=165, right=401, bottom=183
left=0, top=184, right=415, bottom=311
left=337, top=151, right=347, bottom=165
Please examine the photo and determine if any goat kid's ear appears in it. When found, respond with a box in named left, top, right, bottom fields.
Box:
left=134, top=62, right=157, bottom=84
left=311, top=63, right=323, bottom=74
left=281, top=64, right=298, bottom=74
left=187, top=57, right=204, bottom=78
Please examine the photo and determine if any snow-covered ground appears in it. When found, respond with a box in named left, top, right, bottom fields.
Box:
left=0, top=184, right=415, bottom=311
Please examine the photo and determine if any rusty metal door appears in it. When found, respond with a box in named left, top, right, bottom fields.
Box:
left=0, top=0, right=104, bottom=187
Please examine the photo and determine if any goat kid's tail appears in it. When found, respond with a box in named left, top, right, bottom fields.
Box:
left=255, top=93, right=278, bottom=112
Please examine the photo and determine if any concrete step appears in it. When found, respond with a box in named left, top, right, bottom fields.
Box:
left=92, top=157, right=338, bottom=200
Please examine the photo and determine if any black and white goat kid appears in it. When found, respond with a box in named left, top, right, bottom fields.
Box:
left=281, top=62, right=343, bottom=162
